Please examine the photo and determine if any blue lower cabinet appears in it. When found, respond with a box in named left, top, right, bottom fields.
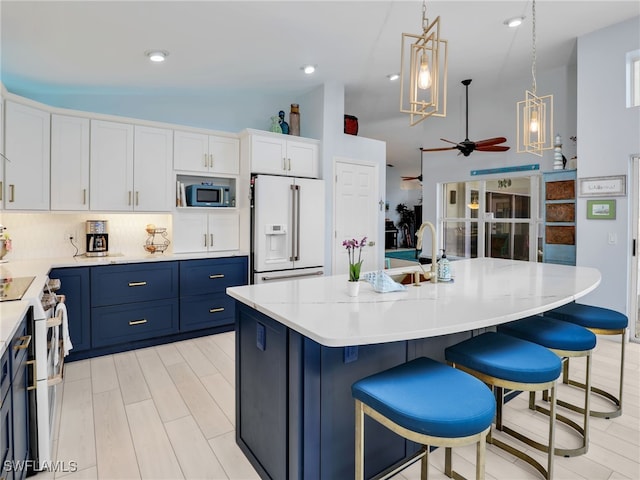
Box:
left=11, top=357, right=28, bottom=480
left=180, top=293, right=235, bottom=332
left=49, top=267, right=91, bottom=352
left=92, top=299, right=179, bottom=348
left=91, top=262, right=179, bottom=307
left=179, top=257, right=248, bottom=296
left=1, top=349, right=13, bottom=480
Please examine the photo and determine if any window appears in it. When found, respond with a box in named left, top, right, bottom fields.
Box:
left=441, top=176, right=540, bottom=261
left=627, top=49, right=640, bottom=108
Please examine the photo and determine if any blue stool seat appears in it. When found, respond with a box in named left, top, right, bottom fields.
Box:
left=498, top=316, right=596, bottom=352
left=352, top=357, right=495, bottom=439
left=352, top=357, right=495, bottom=480
left=547, top=303, right=628, bottom=330
left=544, top=302, right=627, bottom=419
left=445, top=331, right=562, bottom=384
left=498, top=316, right=596, bottom=457
left=445, top=332, right=563, bottom=480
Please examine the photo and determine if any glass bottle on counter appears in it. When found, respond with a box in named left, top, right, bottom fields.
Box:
left=289, top=104, right=300, bottom=136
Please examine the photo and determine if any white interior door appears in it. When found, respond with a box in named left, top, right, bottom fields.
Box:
left=333, top=159, right=380, bottom=276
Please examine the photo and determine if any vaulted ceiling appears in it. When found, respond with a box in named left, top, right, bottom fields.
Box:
left=2, top=1, right=638, bottom=177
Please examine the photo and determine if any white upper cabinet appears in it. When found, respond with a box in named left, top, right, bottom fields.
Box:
left=134, top=125, right=173, bottom=211
left=90, top=120, right=134, bottom=211
left=244, top=131, right=319, bottom=178
left=174, top=130, right=239, bottom=175
left=51, top=114, right=90, bottom=210
left=4, top=101, right=51, bottom=210
left=172, top=211, right=239, bottom=253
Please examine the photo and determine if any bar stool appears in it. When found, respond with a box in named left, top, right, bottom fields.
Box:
left=545, top=302, right=628, bottom=419
left=351, top=357, right=496, bottom=480
left=445, top=332, right=562, bottom=480
left=497, top=315, right=596, bottom=456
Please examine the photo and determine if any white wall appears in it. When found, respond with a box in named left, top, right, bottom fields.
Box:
left=576, top=16, right=640, bottom=318
left=303, top=82, right=387, bottom=274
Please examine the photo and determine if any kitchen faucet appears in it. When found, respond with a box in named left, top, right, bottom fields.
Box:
left=415, top=221, right=438, bottom=283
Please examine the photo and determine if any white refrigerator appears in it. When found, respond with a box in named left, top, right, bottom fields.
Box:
left=252, top=174, right=325, bottom=283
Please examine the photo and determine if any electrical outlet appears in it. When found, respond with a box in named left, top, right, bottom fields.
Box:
left=64, top=231, right=75, bottom=242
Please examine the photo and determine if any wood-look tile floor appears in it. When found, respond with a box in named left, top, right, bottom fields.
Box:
left=42, top=333, right=639, bottom=480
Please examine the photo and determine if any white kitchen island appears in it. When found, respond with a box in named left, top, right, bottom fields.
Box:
left=226, top=258, right=601, bottom=479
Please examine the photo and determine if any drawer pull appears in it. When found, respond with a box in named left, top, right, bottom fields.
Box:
left=14, top=335, right=32, bottom=351
left=128, top=281, right=147, bottom=287
left=209, top=307, right=225, bottom=314
left=129, top=319, right=148, bottom=326
left=209, top=274, right=225, bottom=279
left=26, top=359, right=37, bottom=391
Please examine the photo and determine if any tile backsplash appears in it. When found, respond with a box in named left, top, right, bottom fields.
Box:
left=0, top=212, right=173, bottom=260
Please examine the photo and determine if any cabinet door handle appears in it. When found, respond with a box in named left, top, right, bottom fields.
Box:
left=83, top=188, right=87, bottom=205
left=129, top=319, right=147, bottom=326
left=282, top=157, right=286, bottom=171
left=204, top=153, right=208, bottom=168
left=136, top=191, right=139, bottom=206
left=128, top=190, right=132, bottom=206
left=288, top=158, right=292, bottom=171
left=26, top=359, right=37, bottom=391
left=209, top=153, right=214, bottom=168
left=204, top=234, right=208, bottom=247
left=0, top=181, right=3, bottom=201
left=209, top=307, right=225, bottom=314
left=128, top=281, right=147, bottom=287
left=210, top=233, right=214, bottom=246
left=209, top=274, right=225, bottom=279
left=9, top=184, right=15, bottom=202
left=14, top=335, right=32, bottom=351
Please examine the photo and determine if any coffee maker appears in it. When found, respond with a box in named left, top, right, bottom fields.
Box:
left=86, top=220, right=109, bottom=257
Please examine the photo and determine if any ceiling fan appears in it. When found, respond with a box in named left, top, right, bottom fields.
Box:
left=421, top=79, right=510, bottom=157
left=402, top=149, right=424, bottom=182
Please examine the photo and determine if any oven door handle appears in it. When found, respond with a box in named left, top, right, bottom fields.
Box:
left=26, top=359, right=37, bottom=391
left=13, top=335, right=32, bottom=351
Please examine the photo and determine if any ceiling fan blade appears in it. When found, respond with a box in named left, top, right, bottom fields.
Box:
left=402, top=176, right=422, bottom=181
left=420, top=146, right=457, bottom=153
left=475, top=145, right=511, bottom=152
left=439, top=138, right=460, bottom=146
left=474, top=137, right=508, bottom=148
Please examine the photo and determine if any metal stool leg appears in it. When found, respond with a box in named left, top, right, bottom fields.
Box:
left=563, top=329, right=625, bottom=418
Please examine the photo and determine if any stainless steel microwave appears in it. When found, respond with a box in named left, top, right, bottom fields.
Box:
left=185, top=184, right=230, bottom=207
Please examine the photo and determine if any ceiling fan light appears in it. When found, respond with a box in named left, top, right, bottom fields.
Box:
left=387, top=73, right=400, bottom=81
left=302, top=65, right=316, bottom=74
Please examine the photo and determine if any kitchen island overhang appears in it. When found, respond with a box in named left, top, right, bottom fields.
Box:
left=227, top=258, right=602, bottom=479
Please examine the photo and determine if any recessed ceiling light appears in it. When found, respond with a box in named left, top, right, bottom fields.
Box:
left=301, top=65, right=316, bottom=74
left=503, top=16, right=525, bottom=28
left=145, top=50, right=169, bottom=62
left=387, top=73, right=400, bottom=81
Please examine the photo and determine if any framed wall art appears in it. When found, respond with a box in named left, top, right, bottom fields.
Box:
left=586, top=199, right=616, bottom=220
left=578, top=175, right=626, bottom=197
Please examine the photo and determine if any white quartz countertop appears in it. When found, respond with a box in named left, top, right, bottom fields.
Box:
left=226, top=258, right=602, bottom=347
left=0, top=251, right=248, bottom=355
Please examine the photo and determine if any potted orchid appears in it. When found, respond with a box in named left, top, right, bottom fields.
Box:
left=343, top=237, right=370, bottom=295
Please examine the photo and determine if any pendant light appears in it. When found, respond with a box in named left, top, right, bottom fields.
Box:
left=517, top=0, right=553, bottom=156
left=400, top=0, right=448, bottom=126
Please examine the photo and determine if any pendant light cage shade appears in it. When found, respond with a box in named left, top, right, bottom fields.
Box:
left=400, top=15, right=448, bottom=126
left=517, top=90, right=553, bottom=156
left=517, top=0, right=553, bottom=156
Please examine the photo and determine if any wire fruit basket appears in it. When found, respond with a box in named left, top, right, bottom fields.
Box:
left=144, top=225, right=170, bottom=254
